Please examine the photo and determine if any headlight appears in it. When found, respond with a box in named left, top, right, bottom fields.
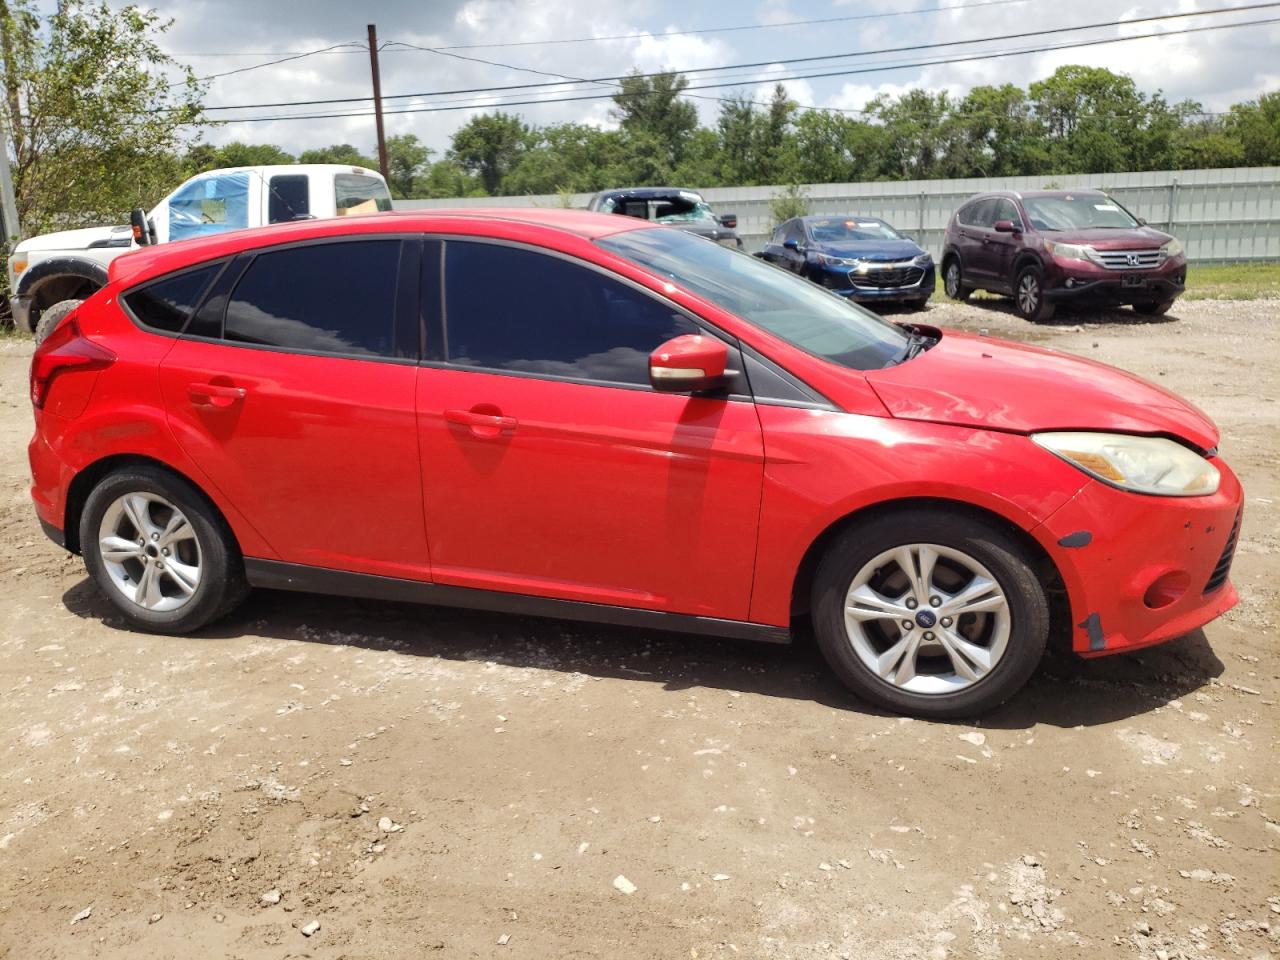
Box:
left=1161, top=237, right=1184, bottom=258
left=1033, top=432, right=1219, bottom=497
left=914, top=252, right=933, bottom=265
left=815, top=252, right=859, bottom=267
left=1043, top=239, right=1093, bottom=262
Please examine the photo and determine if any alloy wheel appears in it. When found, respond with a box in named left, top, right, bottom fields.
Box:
left=945, top=263, right=961, bottom=297
left=1017, top=274, right=1040, bottom=315
left=843, top=543, right=1011, bottom=695
left=97, top=492, right=202, bottom=612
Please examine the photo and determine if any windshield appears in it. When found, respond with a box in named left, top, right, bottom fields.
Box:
left=1022, top=195, right=1139, bottom=231
left=602, top=194, right=717, bottom=224
left=597, top=228, right=910, bottom=371
left=808, top=218, right=902, bottom=243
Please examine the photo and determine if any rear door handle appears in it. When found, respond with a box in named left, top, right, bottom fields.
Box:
left=188, top=382, right=247, bottom=408
left=445, top=408, right=517, bottom=436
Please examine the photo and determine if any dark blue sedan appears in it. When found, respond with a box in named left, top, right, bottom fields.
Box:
left=755, top=215, right=935, bottom=309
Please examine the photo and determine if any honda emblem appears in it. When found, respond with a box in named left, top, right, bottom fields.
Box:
left=1125, top=253, right=1140, bottom=266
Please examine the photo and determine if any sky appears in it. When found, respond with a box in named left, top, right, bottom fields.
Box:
left=92, top=0, right=1280, bottom=156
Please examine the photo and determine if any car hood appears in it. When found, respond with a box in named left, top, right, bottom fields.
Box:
left=14, top=224, right=131, bottom=253
left=815, top=239, right=923, bottom=261
left=1041, top=225, right=1173, bottom=250
left=864, top=328, right=1218, bottom=450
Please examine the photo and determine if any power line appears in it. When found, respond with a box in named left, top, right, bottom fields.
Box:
left=205, top=15, right=1275, bottom=124
left=428, top=0, right=1036, bottom=50
left=199, top=4, right=1280, bottom=113
left=168, top=42, right=365, bottom=86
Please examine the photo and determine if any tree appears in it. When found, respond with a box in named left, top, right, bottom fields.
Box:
left=0, top=0, right=202, bottom=238
left=448, top=112, right=531, bottom=194
left=611, top=71, right=699, bottom=171
left=184, top=141, right=294, bottom=175
left=297, top=143, right=377, bottom=169
left=1224, top=92, right=1280, bottom=166
left=384, top=133, right=432, bottom=198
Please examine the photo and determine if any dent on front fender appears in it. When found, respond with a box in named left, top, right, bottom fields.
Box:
left=747, top=406, right=1092, bottom=626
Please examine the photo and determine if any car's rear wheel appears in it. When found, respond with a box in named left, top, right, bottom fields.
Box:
left=1132, top=299, right=1175, bottom=317
left=811, top=510, right=1049, bottom=718
left=1014, top=265, right=1055, bottom=322
left=33, top=298, right=82, bottom=346
left=942, top=259, right=970, bottom=301
left=81, top=465, right=249, bottom=634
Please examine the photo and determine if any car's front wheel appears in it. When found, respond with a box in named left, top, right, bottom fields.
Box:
left=1014, top=265, right=1056, bottom=322
left=81, top=465, right=249, bottom=633
left=1132, top=299, right=1176, bottom=317
left=811, top=510, right=1049, bottom=718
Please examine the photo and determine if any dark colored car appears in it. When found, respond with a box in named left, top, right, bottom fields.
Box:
left=941, top=190, right=1187, bottom=322
left=585, top=187, right=742, bottom=249
left=756, top=215, right=935, bottom=309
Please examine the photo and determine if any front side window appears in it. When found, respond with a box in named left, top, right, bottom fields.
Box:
left=783, top=221, right=806, bottom=245
left=598, top=228, right=909, bottom=371
left=125, top=264, right=221, bottom=333
left=268, top=175, right=310, bottom=223
left=443, top=241, right=701, bottom=386
left=992, top=199, right=1022, bottom=229
left=224, top=240, right=402, bottom=357
left=169, top=173, right=250, bottom=241
left=334, top=174, right=392, bottom=216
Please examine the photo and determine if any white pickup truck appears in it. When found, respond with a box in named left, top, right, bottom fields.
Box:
left=7, top=163, right=392, bottom=338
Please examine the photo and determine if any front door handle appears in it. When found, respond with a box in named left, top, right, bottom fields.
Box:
left=445, top=407, right=517, bottom=437
left=188, top=382, right=247, bottom=408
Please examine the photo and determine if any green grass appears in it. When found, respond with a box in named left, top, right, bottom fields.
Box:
left=1183, top=262, right=1280, bottom=300
left=928, top=261, right=1280, bottom=303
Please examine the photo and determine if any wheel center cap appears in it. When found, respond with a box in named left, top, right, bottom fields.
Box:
left=145, top=544, right=159, bottom=558
left=915, top=610, right=937, bottom=628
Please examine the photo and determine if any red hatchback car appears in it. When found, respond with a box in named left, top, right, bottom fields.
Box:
left=28, top=209, right=1241, bottom=717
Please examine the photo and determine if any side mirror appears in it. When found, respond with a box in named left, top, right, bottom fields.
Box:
left=129, top=207, right=154, bottom=246
left=718, top=213, right=738, bottom=229
left=993, top=219, right=1018, bottom=234
left=649, top=334, right=729, bottom=394
left=783, top=238, right=800, bottom=251
left=1137, top=217, right=1148, bottom=226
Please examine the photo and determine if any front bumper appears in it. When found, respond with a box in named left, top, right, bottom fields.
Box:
left=822, top=262, right=936, bottom=302
left=1037, top=459, right=1243, bottom=656
left=1043, top=256, right=1186, bottom=305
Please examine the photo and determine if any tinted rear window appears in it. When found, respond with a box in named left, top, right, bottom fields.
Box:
left=268, top=174, right=310, bottom=224
left=125, top=265, right=220, bottom=333
left=224, top=240, right=402, bottom=357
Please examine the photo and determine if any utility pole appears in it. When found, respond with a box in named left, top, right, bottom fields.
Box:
left=367, top=23, right=389, bottom=181
left=0, top=0, right=21, bottom=241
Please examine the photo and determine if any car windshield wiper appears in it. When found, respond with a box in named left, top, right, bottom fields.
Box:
left=892, top=327, right=935, bottom=365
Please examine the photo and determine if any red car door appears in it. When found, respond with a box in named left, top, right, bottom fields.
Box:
left=158, top=238, right=429, bottom=579
left=416, top=240, right=764, bottom=620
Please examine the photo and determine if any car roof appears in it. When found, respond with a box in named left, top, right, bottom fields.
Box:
left=593, top=187, right=705, bottom=200
left=107, top=208, right=656, bottom=288
left=800, top=214, right=885, bottom=222
left=965, top=189, right=1107, bottom=203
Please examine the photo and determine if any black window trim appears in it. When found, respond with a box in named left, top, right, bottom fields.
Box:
left=432, top=234, right=755, bottom=401
left=169, top=233, right=425, bottom=366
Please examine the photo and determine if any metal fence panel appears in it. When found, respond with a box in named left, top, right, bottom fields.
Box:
left=393, top=166, right=1280, bottom=262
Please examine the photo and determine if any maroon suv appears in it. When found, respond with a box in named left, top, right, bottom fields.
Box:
left=941, top=190, right=1187, bottom=321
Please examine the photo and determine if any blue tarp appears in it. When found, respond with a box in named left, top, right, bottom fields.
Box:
left=169, top=172, right=250, bottom=241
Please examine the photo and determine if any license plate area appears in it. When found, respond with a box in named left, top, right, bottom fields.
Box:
left=1122, top=275, right=1146, bottom=288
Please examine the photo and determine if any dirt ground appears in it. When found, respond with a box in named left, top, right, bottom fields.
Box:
left=0, top=296, right=1276, bottom=960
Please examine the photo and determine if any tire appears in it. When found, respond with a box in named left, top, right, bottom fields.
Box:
left=33, top=298, right=82, bottom=345
left=811, top=509, right=1050, bottom=718
left=942, top=258, right=970, bottom=301
left=1133, top=299, right=1175, bottom=317
left=1013, top=265, right=1055, bottom=322
left=80, top=465, right=249, bottom=634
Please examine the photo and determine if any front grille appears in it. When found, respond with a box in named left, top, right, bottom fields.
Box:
left=851, top=265, right=925, bottom=289
left=1203, top=510, right=1242, bottom=595
left=1093, top=249, right=1166, bottom=270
